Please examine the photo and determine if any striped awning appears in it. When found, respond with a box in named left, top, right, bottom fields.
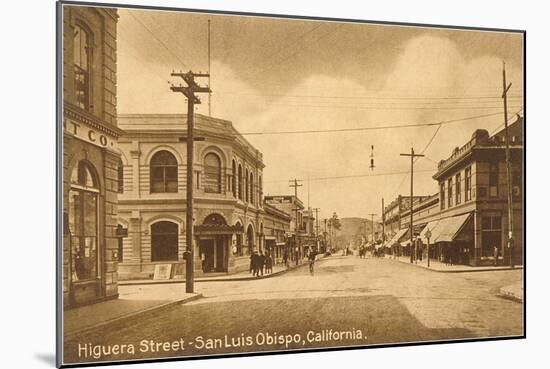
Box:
left=420, top=214, right=471, bottom=243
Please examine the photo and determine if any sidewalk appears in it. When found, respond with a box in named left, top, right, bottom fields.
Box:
left=499, top=281, right=523, bottom=302
left=387, top=255, right=523, bottom=273
left=120, top=257, right=319, bottom=286
left=64, top=286, right=202, bottom=339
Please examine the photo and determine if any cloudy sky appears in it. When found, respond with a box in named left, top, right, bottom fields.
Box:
left=116, top=7, right=523, bottom=220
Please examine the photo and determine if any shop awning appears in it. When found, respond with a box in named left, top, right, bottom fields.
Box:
left=422, top=214, right=471, bottom=243
left=194, top=224, right=243, bottom=235
left=387, top=228, right=410, bottom=247
left=419, top=220, right=440, bottom=244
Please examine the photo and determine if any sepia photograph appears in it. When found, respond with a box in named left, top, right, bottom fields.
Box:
left=57, top=1, right=525, bottom=366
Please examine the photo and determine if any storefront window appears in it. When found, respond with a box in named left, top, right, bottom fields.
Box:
left=481, top=215, right=502, bottom=257
left=68, top=161, right=99, bottom=282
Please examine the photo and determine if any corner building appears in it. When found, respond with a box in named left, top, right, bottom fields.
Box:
left=116, top=114, right=266, bottom=279
left=62, top=6, right=122, bottom=307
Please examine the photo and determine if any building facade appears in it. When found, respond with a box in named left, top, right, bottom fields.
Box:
left=264, top=195, right=307, bottom=261
left=62, top=6, right=122, bottom=307
left=390, top=116, right=524, bottom=266
left=428, top=116, right=524, bottom=266
left=116, top=114, right=265, bottom=279
left=263, top=203, right=292, bottom=263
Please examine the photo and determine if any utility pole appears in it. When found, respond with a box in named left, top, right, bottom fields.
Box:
left=289, top=179, right=303, bottom=262
left=367, top=213, right=376, bottom=247
left=381, top=198, right=385, bottom=249
left=207, top=20, right=212, bottom=116
left=313, top=207, right=320, bottom=252
left=170, top=71, right=211, bottom=293
left=502, top=61, right=514, bottom=268
left=400, top=148, right=424, bottom=263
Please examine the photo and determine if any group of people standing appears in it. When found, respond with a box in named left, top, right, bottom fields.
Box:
left=249, top=251, right=273, bottom=277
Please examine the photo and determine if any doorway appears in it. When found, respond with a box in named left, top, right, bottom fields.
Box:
left=199, top=237, right=227, bottom=273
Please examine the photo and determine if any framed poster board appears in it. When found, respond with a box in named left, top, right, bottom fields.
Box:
left=56, top=0, right=525, bottom=367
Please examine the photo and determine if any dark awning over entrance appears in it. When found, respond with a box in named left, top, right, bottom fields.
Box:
left=194, top=224, right=244, bottom=235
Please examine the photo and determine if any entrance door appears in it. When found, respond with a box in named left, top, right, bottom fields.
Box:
left=215, top=236, right=226, bottom=272
left=200, top=239, right=215, bottom=273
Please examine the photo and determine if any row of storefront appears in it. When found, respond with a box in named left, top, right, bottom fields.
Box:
left=382, top=116, right=524, bottom=267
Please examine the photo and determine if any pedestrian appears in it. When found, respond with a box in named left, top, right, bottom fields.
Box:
left=249, top=251, right=255, bottom=274
left=259, top=251, right=265, bottom=276
left=265, top=253, right=273, bottom=274
left=493, top=245, right=499, bottom=266
left=252, top=251, right=260, bottom=277
left=283, top=249, right=289, bottom=268
left=201, top=252, right=206, bottom=272
left=308, top=248, right=316, bottom=275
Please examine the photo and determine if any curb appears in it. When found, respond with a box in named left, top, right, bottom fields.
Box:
left=119, top=257, right=324, bottom=286
left=64, top=293, right=203, bottom=340
left=385, top=257, right=523, bottom=273
left=498, top=286, right=523, bottom=303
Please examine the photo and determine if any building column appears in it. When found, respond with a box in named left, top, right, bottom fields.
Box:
left=129, top=210, right=142, bottom=270
left=130, top=141, right=141, bottom=197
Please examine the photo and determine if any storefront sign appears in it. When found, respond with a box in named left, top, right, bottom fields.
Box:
left=64, top=118, right=115, bottom=148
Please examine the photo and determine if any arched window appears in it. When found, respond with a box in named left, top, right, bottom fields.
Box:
left=232, top=160, right=237, bottom=198
left=117, top=159, right=124, bottom=193
left=73, top=24, right=92, bottom=110
left=68, top=161, right=99, bottom=281
left=238, top=164, right=243, bottom=200
left=204, top=153, right=222, bottom=194
left=250, top=172, right=254, bottom=205
left=245, top=168, right=249, bottom=202
left=151, top=221, right=179, bottom=261
left=150, top=150, right=178, bottom=193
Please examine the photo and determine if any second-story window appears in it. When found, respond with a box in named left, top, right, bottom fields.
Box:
left=204, top=153, right=222, bottom=194
left=455, top=172, right=461, bottom=205
left=245, top=168, right=249, bottom=202
left=447, top=178, right=453, bottom=208
left=465, top=166, right=472, bottom=201
left=238, top=164, right=243, bottom=200
left=150, top=150, right=178, bottom=193
left=231, top=160, right=237, bottom=197
left=73, top=24, right=92, bottom=111
left=250, top=172, right=254, bottom=205
left=440, top=182, right=445, bottom=210
left=489, top=162, right=499, bottom=197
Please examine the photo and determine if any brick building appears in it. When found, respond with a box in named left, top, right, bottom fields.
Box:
left=388, top=116, right=524, bottom=266
left=62, top=5, right=122, bottom=307
left=263, top=203, right=291, bottom=264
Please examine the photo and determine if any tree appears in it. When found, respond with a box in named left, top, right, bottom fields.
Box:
left=328, top=212, right=341, bottom=231
left=327, top=212, right=341, bottom=250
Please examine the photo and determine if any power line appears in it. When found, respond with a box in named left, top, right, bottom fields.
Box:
left=250, top=102, right=522, bottom=111
left=243, top=23, right=324, bottom=77
left=249, top=24, right=344, bottom=78
left=124, top=10, right=188, bottom=69
left=215, top=90, right=522, bottom=101
left=265, top=169, right=435, bottom=184
left=239, top=111, right=515, bottom=136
